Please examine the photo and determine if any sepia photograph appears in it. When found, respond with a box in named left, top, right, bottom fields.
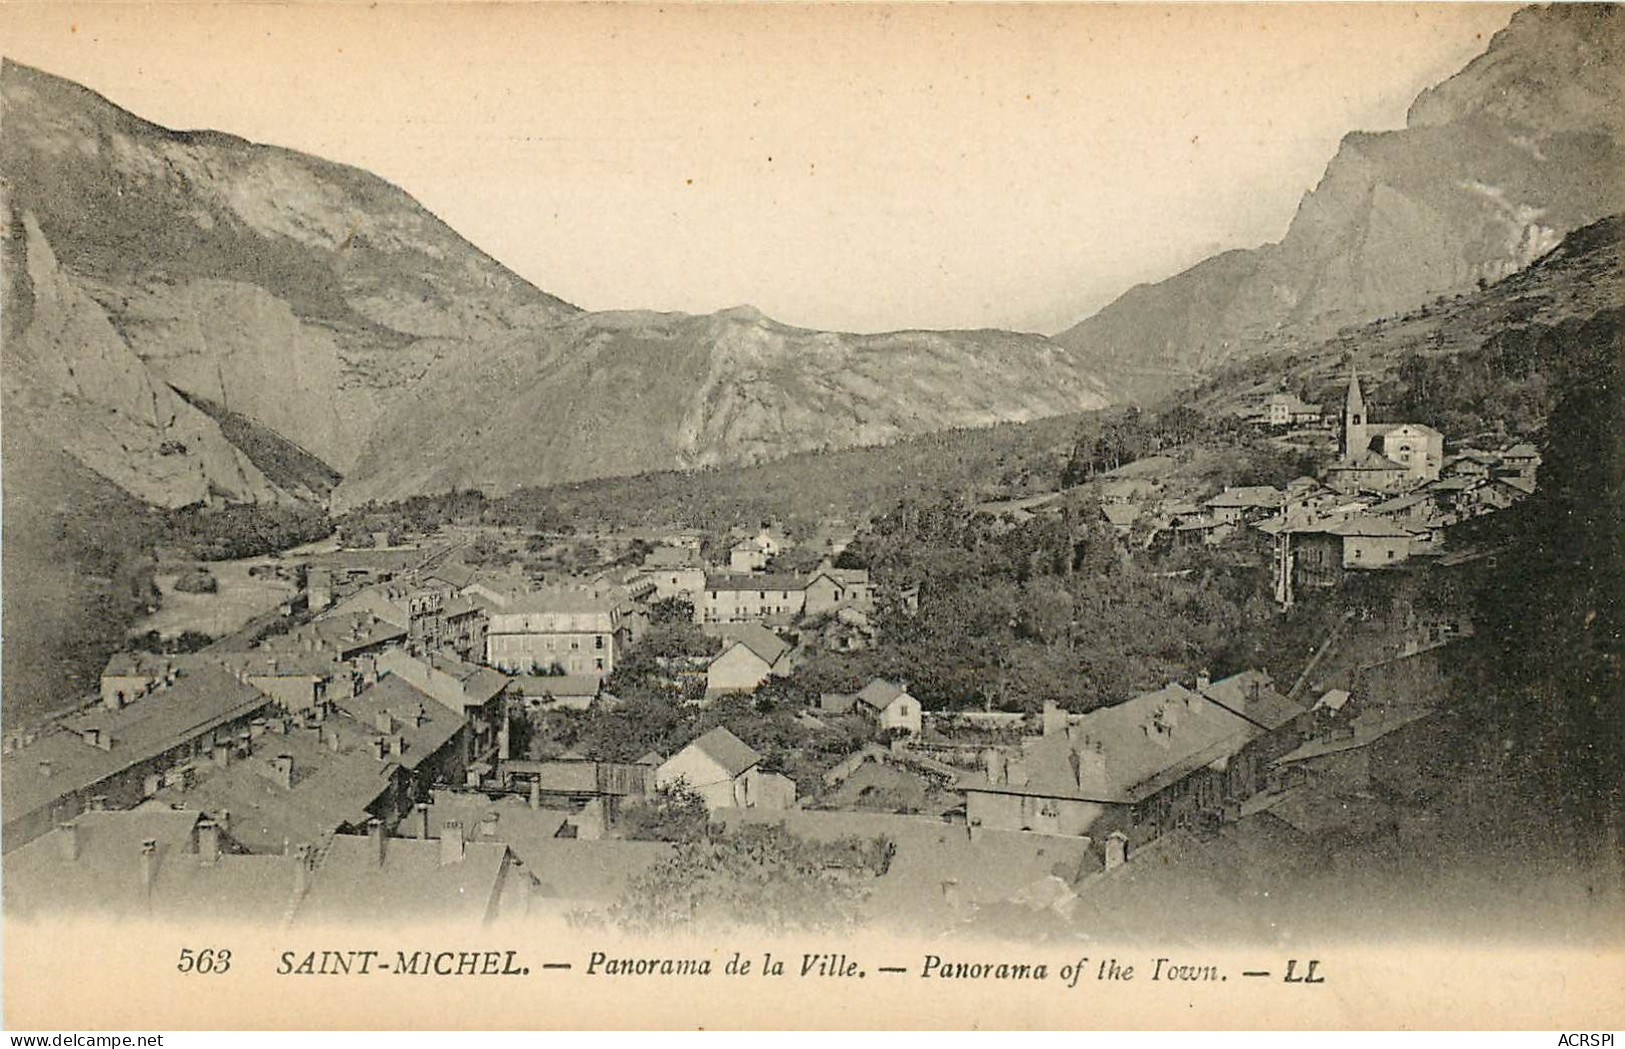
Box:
left=0, top=0, right=1620, bottom=1033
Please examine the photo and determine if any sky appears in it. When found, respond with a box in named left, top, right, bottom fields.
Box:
left=1, top=3, right=1517, bottom=334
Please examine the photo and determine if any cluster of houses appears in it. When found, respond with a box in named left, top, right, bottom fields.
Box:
left=0, top=515, right=902, bottom=925
left=1061, top=372, right=1540, bottom=606
left=0, top=382, right=1495, bottom=932
left=4, top=634, right=1438, bottom=933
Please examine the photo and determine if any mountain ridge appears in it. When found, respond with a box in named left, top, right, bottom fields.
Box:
left=1, top=57, right=1113, bottom=511
left=1054, top=3, right=1625, bottom=404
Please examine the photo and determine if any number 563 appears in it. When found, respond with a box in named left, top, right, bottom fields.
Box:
left=177, top=948, right=232, bottom=974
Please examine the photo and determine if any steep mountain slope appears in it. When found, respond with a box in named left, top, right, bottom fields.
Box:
left=334, top=306, right=1109, bottom=509
left=1, top=56, right=578, bottom=498
left=1055, top=3, right=1625, bottom=404
left=1185, top=213, right=1624, bottom=432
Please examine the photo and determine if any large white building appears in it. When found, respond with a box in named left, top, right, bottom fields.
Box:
left=484, top=588, right=627, bottom=677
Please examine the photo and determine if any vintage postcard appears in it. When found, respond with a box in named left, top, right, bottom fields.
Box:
left=1, top=1, right=1621, bottom=1032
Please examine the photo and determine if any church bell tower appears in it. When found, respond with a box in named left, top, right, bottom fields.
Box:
left=1343, top=369, right=1368, bottom=459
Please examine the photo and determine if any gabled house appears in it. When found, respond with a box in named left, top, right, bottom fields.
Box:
left=851, top=679, right=922, bottom=736
left=3, top=662, right=275, bottom=852
left=803, top=566, right=875, bottom=617
left=656, top=727, right=781, bottom=811
left=1204, top=486, right=1285, bottom=526
left=1261, top=392, right=1322, bottom=427
left=705, top=624, right=792, bottom=695
left=2, top=810, right=311, bottom=924
left=960, top=683, right=1260, bottom=845
left=375, top=650, right=511, bottom=767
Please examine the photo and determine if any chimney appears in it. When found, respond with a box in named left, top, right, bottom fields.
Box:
left=291, top=843, right=313, bottom=900
left=139, top=838, right=160, bottom=897
left=1104, top=830, right=1128, bottom=870
left=389, top=734, right=405, bottom=758
left=272, top=754, right=295, bottom=790
left=211, top=742, right=232, bottom=767
left=250, top=718, right=267, bottom=739
left=57, top=821, right=81, bottom=863
left=1042, top=700, right=1066, bottom=738
left=983, top=749, right=1006, bottom=786
left=528, top=778, right=541, bottom=810
left=38, top=759, right=52, bottom=779
left=440, top=821, right=464, bottom=865
left=413, top=802, right=431, bottom=839
left=1076, top=745, right=1109, bottom=794
left=372, top=736, right=387, bottom=761
left=480, top=811, right=500, bottom=839
left=367, top=818, right=387, bottom=866
left=88, top=795, right=108, bottom=812
left=198, top=819, right=221, bottom=865
left=83, top=727, right=101, bottom=749
left=374, top=711, right=394, bottom=734
left=1196, top=672, right=1211, bottom=692
left=218, top=809, right=231, bottom=836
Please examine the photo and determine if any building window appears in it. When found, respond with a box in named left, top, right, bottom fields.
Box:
left=595, top=635, right=605, bottom=650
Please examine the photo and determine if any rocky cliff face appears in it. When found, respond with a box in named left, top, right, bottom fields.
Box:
left=1, top=55, right=577, bottom=499
left=2, top=59, right=1110, bottom=510
left=1055, top=3, right=1625, bottom=404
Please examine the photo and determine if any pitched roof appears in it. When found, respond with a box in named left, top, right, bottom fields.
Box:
left=337, top=675, right=468, bottom=771
left=1199, top=670, right=1305, bottom=732
left=686, top=726, right=761, bottom=777
left=1205, top=486, right=1284, bottom=509
left=1271, top=707, right=1434, bottom=766
left=4, top=664, right=274, bottom=828
left=1327, top=516, right=1416, bottom=539
left=711, top=623, right=790, bottom=666
left=1312, top=689, right=1352, bottom=713
left=855, top=678, right=909, bottom=710
left=962, top=682, right=1258, bottom=805
left=1367, top=492, right=1432, bottom=515
left=525, top=840, right=675, bottom=905
left=495, top=587, right=618, bottom=616
left=1329, top=449, right=1407, bottom=472
left=418, top=792, right=571, bottom=857
left=292, top=833, right=513, bottom=926
left=1495, top=474, right=1536, bottom=495
left=269, top=612, right=406, bottom=655
left=703, top=572, right=807, bottom=592
left=1502, top=443, right=1540, bottom=459
left=2, top=810, right=200, bottom=917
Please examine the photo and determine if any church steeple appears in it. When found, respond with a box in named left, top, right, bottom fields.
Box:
left=1343, top=368, right=1368, bottom=459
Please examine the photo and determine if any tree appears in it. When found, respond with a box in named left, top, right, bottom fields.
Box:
left=619, top=781, right=712, bottom=843
left=648, top=597, right=696, bottom=626
left=171, top=568, right=218, bottom=594
left=609, top=823, right=889, bottom=934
